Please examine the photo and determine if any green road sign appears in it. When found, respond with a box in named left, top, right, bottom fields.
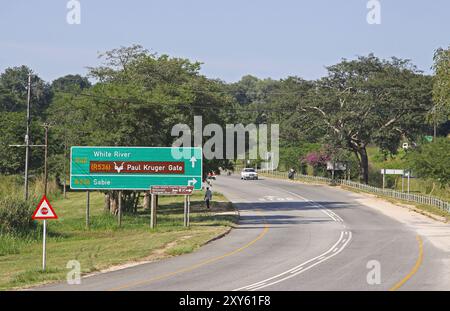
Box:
left=70, top=147, right=202, bottom=190
left=424, top=136, right=433, bottom=142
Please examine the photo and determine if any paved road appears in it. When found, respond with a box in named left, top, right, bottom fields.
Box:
left=39, top=175, right=449, bottom=291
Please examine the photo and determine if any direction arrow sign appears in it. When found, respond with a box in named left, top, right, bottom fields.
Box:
left=32, top=195, right=58, bottom=220
left=380, top=169, right=405, bottom=175
left=70, top=147, right=203, bottom=190
left=151, top=186, right=194, bottom=195
left=190, top=156, right=197, bottom=168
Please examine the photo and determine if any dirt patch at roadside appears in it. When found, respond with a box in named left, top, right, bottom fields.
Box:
left=343, top=190, right=450, bottom=252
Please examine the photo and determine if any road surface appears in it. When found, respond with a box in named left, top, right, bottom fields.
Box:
left=38, top=175, right=450, bottom=291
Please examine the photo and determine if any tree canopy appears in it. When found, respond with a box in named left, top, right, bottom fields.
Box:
left=0, top=46, right=446, bottom=192
left=432, top=46, right=450, bottom=130
left=407, top=138, right=450, bottom=188
left=264, top=55, right=433, bottom=183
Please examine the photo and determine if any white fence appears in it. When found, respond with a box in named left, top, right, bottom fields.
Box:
left=263, top=170, right=450, bottom=213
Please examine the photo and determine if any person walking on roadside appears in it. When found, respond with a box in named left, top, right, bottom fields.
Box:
left=204, top=187, right=212, bottom=209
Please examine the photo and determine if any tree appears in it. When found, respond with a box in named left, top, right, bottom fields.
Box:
left=407, top=138, right=450, bottom=188
left=51, top=74, right=91, bottom=92
left=298, top=55, right=433, bottom=183
left=48, top=45, right=236, bottom=213
left=263, top=77, right=319, bottom=144
left=0, top=66, right=51, bottom=174
left=432, top=46, right=450, bottom=135
left=0, top=66, right=52, bottom=114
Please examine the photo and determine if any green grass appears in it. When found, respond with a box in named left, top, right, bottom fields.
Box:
left=366, top=146, right=450, bottom=201
left=0, top=175, right=61, bottom=202
left=340, top=185, right=450, bottom=221
left=264, top=146, right=450, bottom=201
left=0, top=190, right=237, bottom=290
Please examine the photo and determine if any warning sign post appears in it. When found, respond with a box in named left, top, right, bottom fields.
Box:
left=32, top=195, right=58, bottom=271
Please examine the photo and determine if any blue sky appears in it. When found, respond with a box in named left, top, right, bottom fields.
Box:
left=0, top=0, right=449, bottom=82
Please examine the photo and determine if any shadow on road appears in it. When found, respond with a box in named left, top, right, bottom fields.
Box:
left=228, top=201, right=356, bottom=226
left=235, top=201, right=356, bottom=212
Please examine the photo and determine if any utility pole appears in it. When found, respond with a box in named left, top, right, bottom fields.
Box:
left=8, top=73, right=47, bottom=201
left=24, top=73, right=32, bottom=200
left=41, top=122, right=50, bottom=272
left=43, top=123, right=50, bottom=196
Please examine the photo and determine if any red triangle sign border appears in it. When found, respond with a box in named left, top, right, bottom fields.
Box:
left=32, top=195, right=58, bottom=220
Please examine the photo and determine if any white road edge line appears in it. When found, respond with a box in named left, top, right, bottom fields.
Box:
left=283, top=190, right=344, bottom=223
left=249, top=232, right=352, bottom=291
left=233, top=186, right=351, bottom=291
left=233, top=232, right=345, bottom=291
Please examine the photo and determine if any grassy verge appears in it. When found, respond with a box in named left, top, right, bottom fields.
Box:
left=0, top=191, right=237, bottom=290
left=261, top=173, right=450, bottom=221
left=340, top=185, right=450, bottom=222
left=260, top=172, right=326, bottom=185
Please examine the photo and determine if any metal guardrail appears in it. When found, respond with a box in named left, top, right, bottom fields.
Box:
left=262, top=170, right=450, bottom=213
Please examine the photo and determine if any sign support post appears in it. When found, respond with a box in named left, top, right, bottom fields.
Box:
left=86, top=191, right=90, bottom=228
left=118, top=191, right=122, bottom=227
left=150, top=194, right=157, bottom=228
left=381, top=169, right=406, bottom=191
left=407, top=171, right=411, bottom=194
left=184, top=195, right=188, bottom=227
left=187, top=195, right=190, bottom=227
left=42, top=219, right=47, bottom=271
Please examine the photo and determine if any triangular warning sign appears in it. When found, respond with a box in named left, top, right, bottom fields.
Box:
left=32, top=195, right=58, bottom=220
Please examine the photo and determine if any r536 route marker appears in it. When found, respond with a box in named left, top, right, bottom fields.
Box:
left=70, top=147, right=203, bottom=190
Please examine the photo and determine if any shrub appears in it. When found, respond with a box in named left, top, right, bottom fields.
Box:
left=407, top=138, right=450, bottom=188
left=0, top=197, right=36, bottom=235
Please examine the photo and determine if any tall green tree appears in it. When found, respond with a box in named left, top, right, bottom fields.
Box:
left=0, top=66, right=51, bottom=174
left=298, top=55, right=433, bottom=183
left=48, top=45, right=236, bottom=212
left=0, top=66, right=52, bottom=114
left=432, top=46, right=450, bottom=134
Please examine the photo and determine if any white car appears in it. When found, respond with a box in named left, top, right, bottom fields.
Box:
left=241, top=168, right=258, bottom=180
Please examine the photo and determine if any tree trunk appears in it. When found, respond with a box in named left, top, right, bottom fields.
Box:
left=110, top=191, right=119, bottom=215
left=134, top=192, right=141, bottom=213
left=357, top=147, right=369, bottom=184
left=143, top=191, right=150, bottom=210
left=104, top=192, right=111, bottom=212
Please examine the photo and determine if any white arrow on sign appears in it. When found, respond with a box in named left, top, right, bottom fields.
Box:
left=188, top=178, right=197, bottom=186
left=190, top=156, right=197, bottom=168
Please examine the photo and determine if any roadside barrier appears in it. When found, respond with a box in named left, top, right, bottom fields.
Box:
left=262, top=170, right=450, bottom=213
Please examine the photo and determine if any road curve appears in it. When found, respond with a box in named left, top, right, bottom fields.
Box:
left=37, top=175, right=449, bottom=291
